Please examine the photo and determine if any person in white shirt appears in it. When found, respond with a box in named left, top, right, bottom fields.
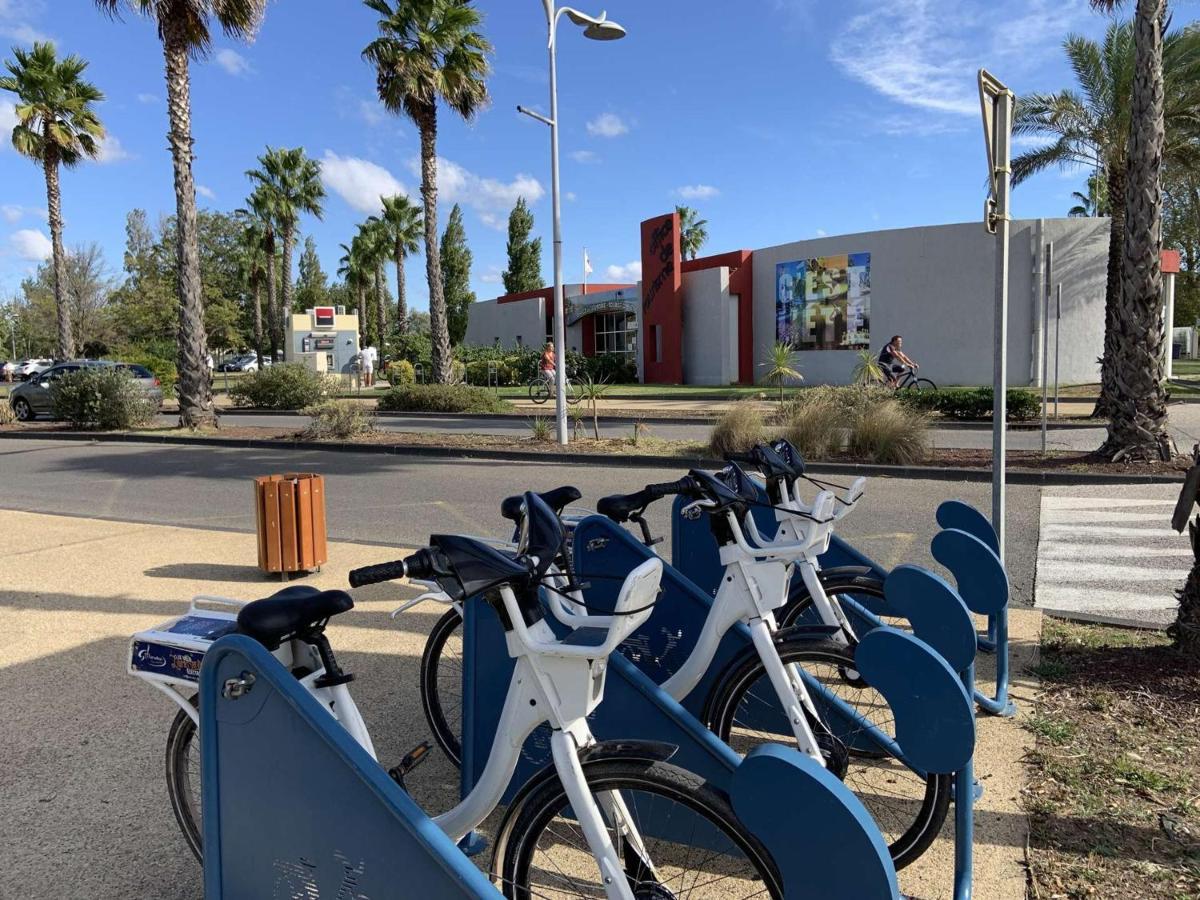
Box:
left=360, top=344, right=378, bottom=387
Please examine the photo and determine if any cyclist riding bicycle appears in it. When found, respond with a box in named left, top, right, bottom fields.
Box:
left=539, top=341, right=556, bottom=385
left=878, top=334, right=919, bottom=387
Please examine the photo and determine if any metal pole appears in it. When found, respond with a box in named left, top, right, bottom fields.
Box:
left=990, top=86, right=1013, bottom=565
left=547, top=5, right=569, bottom=446
left=1054, top=283, right=1061, bottom=418
left=1041, top=242, right=1052, bottom=454
left=1164, top=271, right=1176, bottom=380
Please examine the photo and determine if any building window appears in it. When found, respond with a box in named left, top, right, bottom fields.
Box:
left=594, top=311, right=637, bottom=360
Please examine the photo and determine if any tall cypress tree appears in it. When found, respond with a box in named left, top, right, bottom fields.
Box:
left=295, top=235, right=329, bottom=312
left=441, top=204, right=476, bottom=345
left=502, top=196, right=543, bottom=294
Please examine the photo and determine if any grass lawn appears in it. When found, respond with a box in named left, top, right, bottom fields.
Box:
left=494, top=383, right=788, bottom=401
left=1025, top=619, right=1200, bottom=898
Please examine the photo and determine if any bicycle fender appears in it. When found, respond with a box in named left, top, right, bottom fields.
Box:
left=788, top=567, right=877, bottom=602
left=488, top=740, right=680, bottom=880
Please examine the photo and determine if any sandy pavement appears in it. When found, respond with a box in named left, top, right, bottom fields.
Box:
left=0, top=508, right=1035, bottom=899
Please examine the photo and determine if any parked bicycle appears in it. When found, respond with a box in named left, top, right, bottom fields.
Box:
left=131, top=493, right=782, bottom=899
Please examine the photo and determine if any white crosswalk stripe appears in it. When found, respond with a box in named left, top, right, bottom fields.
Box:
left=1035, top=492, right=1189, bottom=627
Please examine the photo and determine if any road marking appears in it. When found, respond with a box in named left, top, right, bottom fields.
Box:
left=1035, top=493, right=1187, bottom=624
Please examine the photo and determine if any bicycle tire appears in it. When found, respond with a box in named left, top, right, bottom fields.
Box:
left=565, top=380, right=583, bottom=405
left=528, top=380, right=549, bottom=404
left=780, top=571, right=893, bottom=637
left=166, top=700, right=203, bottom=862
left=911, top=378, right=937, bottom=391
left=420, top=607, right=465, bottom=766
left=705, top=637, right=950, bottom=870
left=496, top=758, right=783, bottom=899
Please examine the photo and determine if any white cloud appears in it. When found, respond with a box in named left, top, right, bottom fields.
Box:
left=569, top=150, right=599, bottom=164
left=586, top=112, right=628, bottom=138
left=407, top=155, right=544, bottom=230
left=565, top=191, right=577, bottom=202
left=136, top=92, right=158, bottom=105
left=196, top=184, right=216, bottom=200
left=480, top=266, right=503, bottom=285
left=0, top=99, right=17, bottom=147
left=1, top=204, right=44, bottom=223
left=95, top=133, right=132, bottom=164
left=214, top=48, right=252, bottom=77
left=604, top=261, right=641, bottom=282
left=320, top=151, right=408, bottom=215
left=358, top=99, right=386, bottom=127
left=831, top=0, right=1091, bottom=117
left=674, top=184, right=719, bottom=201
left=10, top=228, right=51, bottom=261
left=0, top=22, right=50, bottom=44
left=816, top=228, right=828, bottom=237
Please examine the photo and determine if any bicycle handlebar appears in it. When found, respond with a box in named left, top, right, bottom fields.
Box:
left=596, top=477, right=696, bottom=524
left=349, top=548, right=440, bottom=588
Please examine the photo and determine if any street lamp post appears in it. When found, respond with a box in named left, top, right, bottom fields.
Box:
left=519, top=3, right=626, bottom=445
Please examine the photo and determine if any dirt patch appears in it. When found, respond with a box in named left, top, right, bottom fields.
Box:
left=1024, top=620, right=1200, bottom=899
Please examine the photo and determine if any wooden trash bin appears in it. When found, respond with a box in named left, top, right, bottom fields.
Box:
left=254, top=473, right=328, bottom=578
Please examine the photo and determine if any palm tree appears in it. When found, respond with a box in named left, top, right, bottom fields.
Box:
left=376, top=194, right=422, bottom=331
left=244, top=187, right=281, bottom=360
left=237, top=214, right=268, bottom=370
left=1068, top=173, right=1110, bottom=217
left=0, top=42, right=105, bottom=360
left=363, top=0, right=491, bottom=383
left=246, top=146, right=325, bottom=331
left=676, top=205, right=709, bottom=260
left=95, top=1, right=266, bottom=427
left=1012, top=19, right=1200, bottom=424
left=358, top=218, right=390, bottom=346
left=1089, top=0, right=1185, bottom=460
left=760, top=342, right=803, bottom=404
left=338, top=238, right=371, bottom=344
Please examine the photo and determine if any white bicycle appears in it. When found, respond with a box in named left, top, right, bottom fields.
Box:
left=130, top=493, right=781, bottom=899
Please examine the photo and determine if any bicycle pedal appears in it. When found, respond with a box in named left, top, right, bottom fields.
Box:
left=387, top=741, right=433, bottom=793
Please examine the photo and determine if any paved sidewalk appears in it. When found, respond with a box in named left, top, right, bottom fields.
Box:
left=1033, top=484, right=1189, bottom=628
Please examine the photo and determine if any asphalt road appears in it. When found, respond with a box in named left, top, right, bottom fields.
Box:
left=0, top=438, right=1041, bottom=606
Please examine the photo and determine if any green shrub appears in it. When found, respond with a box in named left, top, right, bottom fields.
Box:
left=847, top=398, right=928, bottom=465
left=51, top=367, right=157, bottom=430
left=779, top=394, right=845, bottom=460
left=302, top=400, right=376, bottom=439
left=529, top=415, right=553, bottom=442
left=708, top=403, right=766, bottom=458
left=388, top=359, right=416, bottom=385
left=377, top=383, right=513, bottom=414
left=228, top=364, right=334, bottom=410
left=900, top=387, right=1040, bottom=422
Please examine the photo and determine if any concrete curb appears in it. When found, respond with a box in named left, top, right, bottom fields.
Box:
left=0, top=429, right=1186, bottom=485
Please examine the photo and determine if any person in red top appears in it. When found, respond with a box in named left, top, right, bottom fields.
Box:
left=539, top=342, right=556, bottom=385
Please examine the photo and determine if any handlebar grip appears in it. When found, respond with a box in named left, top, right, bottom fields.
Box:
left=646, top=477, right=695, bottom=499
left=349, top=549, right=437, bottom=588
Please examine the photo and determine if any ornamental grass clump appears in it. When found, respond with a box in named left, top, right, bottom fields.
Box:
left=779, top=393, right=845, bottom=460
left=847, top=398, right=929, bottom=465
left=708, top=403, right=766, bottom=458
left=302, top=400, right=376, bottom=439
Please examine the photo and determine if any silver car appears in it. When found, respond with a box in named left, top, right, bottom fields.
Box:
left=8, top=360, right=164, bottom=422
left=12, top=358, right=55, bottom=381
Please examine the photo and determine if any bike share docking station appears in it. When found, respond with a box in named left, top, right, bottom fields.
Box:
left=187, top=488, right=1011, bottom=898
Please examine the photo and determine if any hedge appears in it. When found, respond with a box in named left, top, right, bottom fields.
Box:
left=377, top=383, right=513, bottom=414
left=900, top=387, right=1041, bottom=421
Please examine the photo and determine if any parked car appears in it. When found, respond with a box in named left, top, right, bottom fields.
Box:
left=8, top=360, right=164, bottom=422
left=12, top=358, right=55, bottom=381
left=218, top=354, right=271, bottom=373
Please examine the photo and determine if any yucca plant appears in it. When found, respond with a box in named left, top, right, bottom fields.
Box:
left=528, top=415, right=552, bottom=443
left=577, top=376, right=610, bottom=440
left=852, top=349, right=884, bottom=386
left=760, top=343, right=802, bottom=404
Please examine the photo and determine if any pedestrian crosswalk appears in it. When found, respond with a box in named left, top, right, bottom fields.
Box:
left=1034, top=492, right=1192, bottom=628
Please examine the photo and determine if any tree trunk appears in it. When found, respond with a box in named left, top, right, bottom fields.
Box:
left=265, top=241, right=278, bottom=361
left=281, top=222, right=294, bottom=322
left=375, top=260, right=387, bottom=347
left=418, top=109, right=452, bottom=383
left=395, top=242, right=407, bottom=333
left=1102, top=0, right=1171, bottom=462
left=355, top=282, right=365, bottom=343
left=41, top=147, right=72, bottom=360
left=1092, top=166, right=1126, bottom=419
left=253, top=279, right=263, bottom=370
left=161, top=23, right=213, bottom=428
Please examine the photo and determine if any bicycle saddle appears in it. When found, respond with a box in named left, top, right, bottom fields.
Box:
left=499, top=485, right=582, bottom=523
left=237, top=585, right=354, bottom=649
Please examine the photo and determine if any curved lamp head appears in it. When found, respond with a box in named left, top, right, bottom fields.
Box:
left=563, top=8, right=627, bottom=40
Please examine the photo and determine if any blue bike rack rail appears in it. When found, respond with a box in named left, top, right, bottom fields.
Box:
left=199, top=634, right=500, bottom=899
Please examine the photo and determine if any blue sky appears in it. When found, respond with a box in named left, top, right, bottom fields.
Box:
left=0, top=0, right=1123, bottom=308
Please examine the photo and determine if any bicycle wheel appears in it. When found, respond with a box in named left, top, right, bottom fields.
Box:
left=565, top=380, right=583, bottom=405
left=912, top=378, right=937, bottom=391
left=705, top=637, right=950, bottom=870
left=496, top=758, right=782, bottom=899
left=420, top=607, right=464, bottom=765
left=528, top=380, right=549, bottom=404
left=166, top=700, right=203, bottom=862
left=780, top=571, right=892, bottom=639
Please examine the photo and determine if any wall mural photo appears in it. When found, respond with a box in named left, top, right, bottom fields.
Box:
left=776, top=252, right=870, bottom=350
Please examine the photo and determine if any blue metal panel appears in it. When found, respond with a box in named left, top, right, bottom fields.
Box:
left=731, top=744, right=899, bottom=900
left=853, top=628, right=976, bottom=775
left=199, top=634, right=499, bottom=899
left=936, top=499, right=1001, bottom=556
left=883, top=565, right=977, bottom=674
left=931, top=529, right=1010, bottom=617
